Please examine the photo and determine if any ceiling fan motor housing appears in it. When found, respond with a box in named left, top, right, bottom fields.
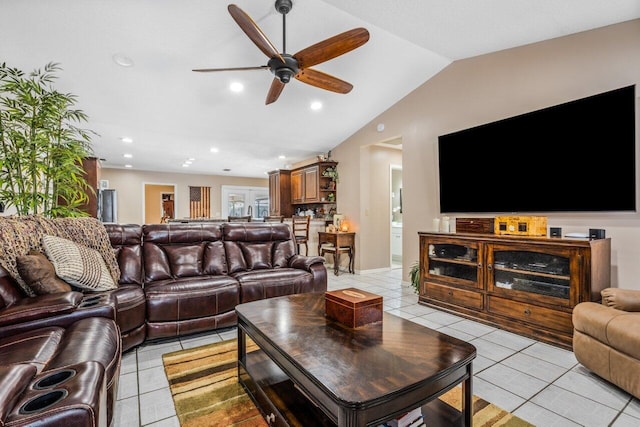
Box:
left=268, top=54, right=299, bottom=83
left=275, top=0, right=292, bottom=14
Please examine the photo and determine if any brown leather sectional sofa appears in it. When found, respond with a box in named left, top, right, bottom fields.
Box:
left=0, top=221, right=327, bottom=426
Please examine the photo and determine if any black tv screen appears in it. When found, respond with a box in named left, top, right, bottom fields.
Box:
left=438, top=85, right=636, bottom=213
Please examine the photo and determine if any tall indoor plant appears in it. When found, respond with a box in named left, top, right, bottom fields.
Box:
left=0, top=62, right=94, bottom=217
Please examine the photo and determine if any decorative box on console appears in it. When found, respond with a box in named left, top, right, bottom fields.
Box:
left=325, top=288, right=382, bottom=328
left=456, top=218, right=495, bottom=234
left=494, top=215, right=547, bottom=236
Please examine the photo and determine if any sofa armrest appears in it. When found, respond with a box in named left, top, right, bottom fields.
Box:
left=601, top=288, right=640, bottom=312
left=289, top=255, right=325, bottom=272
left=0, top=292, right=117, bottom=339
left=0, top=292, right=84, bottom=327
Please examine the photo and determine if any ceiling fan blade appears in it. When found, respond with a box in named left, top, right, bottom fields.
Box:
left=266, top=78, right=286, bottom=105
left=192, top=65, right=269, bottom=72
left=295, top=68, right=353, bottom=94
left=228, top=4, right=283, bottom=62
left=294, top=28, right=370, bottom=69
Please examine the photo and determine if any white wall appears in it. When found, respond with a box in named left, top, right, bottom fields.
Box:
left=332, top=19, right=640, bottom=290
left=100, top=168, right=267, bottom=224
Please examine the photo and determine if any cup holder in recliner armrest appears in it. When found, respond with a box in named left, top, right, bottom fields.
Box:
left=19, top=389, right=68, bottom=414
left=79, top=294, right=108, bottom=308
left=78, top=300, right=100, bottom=308
left=33, top=369, right=76, bottom=389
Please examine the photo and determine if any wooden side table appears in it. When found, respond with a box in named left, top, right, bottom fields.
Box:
left=318, top=231, right=355, bottom=275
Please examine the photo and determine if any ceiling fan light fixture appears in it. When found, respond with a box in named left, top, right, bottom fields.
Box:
left=275, top=67, right=295, bottom=83
left=275, top=0, right=292, bottom=15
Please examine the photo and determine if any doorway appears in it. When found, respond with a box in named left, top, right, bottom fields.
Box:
left=143, top=183, right=177, bottom=224
left=161, top=193, right=175, bottom=223
left=390, top=165, right=403, bottom=269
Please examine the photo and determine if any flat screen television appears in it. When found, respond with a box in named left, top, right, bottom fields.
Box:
left=438, top=85, right=636, bottom=214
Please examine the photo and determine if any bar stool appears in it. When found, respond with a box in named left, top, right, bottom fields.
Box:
left=292, top=215, right=310, bottom=255
left=321, top=245, right=354, bottom=276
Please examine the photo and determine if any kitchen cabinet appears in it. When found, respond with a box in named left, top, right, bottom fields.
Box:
left=291, top=161, right=337, bottom=205
left=268, top=170, right=292, bottom=217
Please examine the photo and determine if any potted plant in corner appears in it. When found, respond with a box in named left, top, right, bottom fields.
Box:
left=0, top=62, right=95, bottom=217
left=409, top=261, right=420, bottom=294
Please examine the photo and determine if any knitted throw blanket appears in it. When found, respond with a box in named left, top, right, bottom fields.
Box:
left=0, top=215, right=120, bottom=296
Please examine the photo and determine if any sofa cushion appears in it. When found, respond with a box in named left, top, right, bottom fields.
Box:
left=42, top=235, right=117, bottom=292
left=203, top=241, right=228, bottom=275
left=239, top=241, right=274, bottom=270
left=0, top=326, right=65, bottom=372
left=16, top=251, right=72, bottom=295
left=0, top=292, right=83, bottom=327
left=224, top=242, right=247, bottom=274
left=233, top=268, right=314, bottom=303
left=145, top=276, right=239, bottom=322
left=164, top=244, right=204, bottom=277
left=0, top=215, right=120, bottom=297
left=601, top=288, right=640, bottom=311
left=573, top=301, right=640, bottom=362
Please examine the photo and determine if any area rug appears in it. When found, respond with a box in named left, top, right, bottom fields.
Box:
left=162, top=339, right=534, bottom=427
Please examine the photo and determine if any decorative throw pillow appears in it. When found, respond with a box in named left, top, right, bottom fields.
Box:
left=42, top=235, right=117, bottom=292
left=15, top=251, right=72, bottom=295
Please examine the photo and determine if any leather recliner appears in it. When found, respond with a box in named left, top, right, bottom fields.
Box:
left=573, top=288, right=640, bottom=399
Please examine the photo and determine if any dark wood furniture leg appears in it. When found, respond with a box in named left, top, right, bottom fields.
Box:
left=463, top=364, right=472, bottom=426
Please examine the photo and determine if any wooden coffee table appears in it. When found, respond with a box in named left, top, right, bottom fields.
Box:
left=236, top=293, right=476, bottom=427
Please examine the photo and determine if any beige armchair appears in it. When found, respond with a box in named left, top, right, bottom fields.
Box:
left=573, top=288, right=640, bottom=399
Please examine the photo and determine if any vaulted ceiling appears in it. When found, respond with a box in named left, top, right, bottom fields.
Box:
left=2, top=0, right=639, bottom=177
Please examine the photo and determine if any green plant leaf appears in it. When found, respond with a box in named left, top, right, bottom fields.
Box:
left=0, top=62, right=95, bottom=217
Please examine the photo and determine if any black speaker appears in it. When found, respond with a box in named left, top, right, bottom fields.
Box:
left=549, top=227, right=562, bottom=238
left=589, top=228, right=606, bottom=239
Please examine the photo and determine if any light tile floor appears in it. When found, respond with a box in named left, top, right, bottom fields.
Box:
left=113, top=268, right=640, bottom=427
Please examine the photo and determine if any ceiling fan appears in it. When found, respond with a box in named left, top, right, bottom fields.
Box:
left=193, top=0, right=370, bottom=105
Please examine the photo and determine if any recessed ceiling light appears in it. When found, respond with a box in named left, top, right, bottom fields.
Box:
left=310, top=101, right=323, bottom=111
left=112, top=53, right=134, bottom=67
left=124, top=164, right=133, bottom=168
left=278, top=155, right=286, bottom=160
left=182, top=164, right=190, bottom=168
left=123, top=153, right=132, bottom=158
left=210, top=147, right=219, bottom=153
left=121, top=137, right=133, bottom=143
left=188, top=157, right=196, bottom=161
left=229, top=82, right=244, bottom=93
left=184, top=160, right=192, bottom=165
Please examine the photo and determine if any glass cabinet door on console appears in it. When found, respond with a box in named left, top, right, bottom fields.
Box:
left=426, top=238, right=483, bottom=289
left=487, top=243, right=576, bottom=307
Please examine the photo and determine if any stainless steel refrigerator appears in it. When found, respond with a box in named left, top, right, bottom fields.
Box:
left=98, top=189, right=117, bottom=223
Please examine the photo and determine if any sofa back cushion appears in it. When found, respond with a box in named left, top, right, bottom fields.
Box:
left=142, top=224, right=224, bottom=282
left=0, top=268, right=24, bottom=308
left=105, top=224, right=143, bottom=286
left=223, top=223, right=296, bottom=273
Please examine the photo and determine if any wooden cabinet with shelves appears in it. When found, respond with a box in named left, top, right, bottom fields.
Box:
left=291, top=161, right=337, bottom=205
left=268, top=169, right=292, bottom=217
left=77, top=156, right=100, bottom=217
left=418, top=232, right=611, bottom=349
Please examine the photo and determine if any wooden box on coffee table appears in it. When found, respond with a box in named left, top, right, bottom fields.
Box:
left=325, top=288, right=382, bottom=328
